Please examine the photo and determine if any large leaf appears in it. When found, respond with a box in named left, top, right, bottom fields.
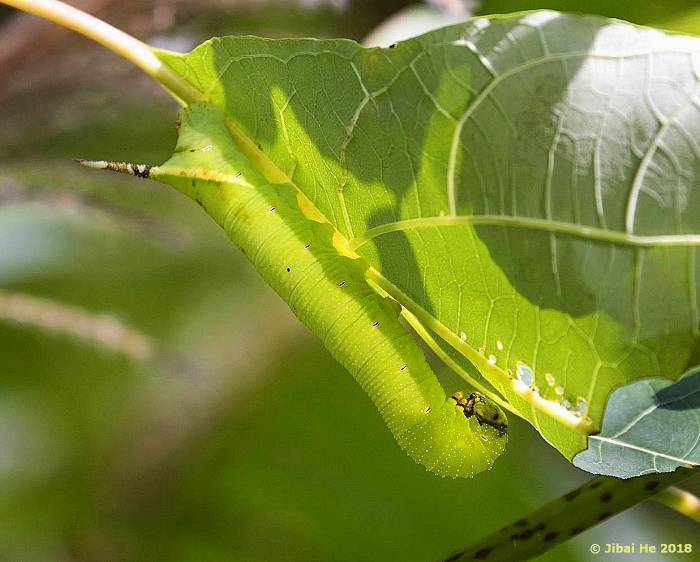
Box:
left=151, top=11, right=700, bottom=469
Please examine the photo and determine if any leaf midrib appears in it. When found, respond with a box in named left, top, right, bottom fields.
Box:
left=347, top=214, right=700, bottom=251
left=590, top=435, right=699, bottom=466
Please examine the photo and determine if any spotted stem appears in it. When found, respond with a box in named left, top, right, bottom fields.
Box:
left=443, top=467, right=698, bottom=562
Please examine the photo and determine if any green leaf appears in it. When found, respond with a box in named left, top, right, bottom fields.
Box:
left=150, top=11, right=700, bottom=472
left=573, top=369, right=700, bottom=478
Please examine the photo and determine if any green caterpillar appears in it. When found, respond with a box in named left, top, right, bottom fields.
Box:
left=90, top=103, right=508, bottom=478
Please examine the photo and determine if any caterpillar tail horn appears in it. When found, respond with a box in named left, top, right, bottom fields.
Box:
left=75, top=159, right=153, bottom=179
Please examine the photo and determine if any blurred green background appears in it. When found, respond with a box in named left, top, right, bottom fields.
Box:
left=1, top=1, right=700, bottom=561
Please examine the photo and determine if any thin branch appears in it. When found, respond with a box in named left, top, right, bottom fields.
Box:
left=0, top=288, right=154, bottom=361
left=443, top=467, right=698, bottom=562
left=0, top=288, right=207, bottom=380
left=653, top=486, right=700, bottom=524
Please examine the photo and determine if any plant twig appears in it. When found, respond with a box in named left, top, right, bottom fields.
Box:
left=0, top=0, right=202, bottom=104
left=653, top=486, right=700, bottom=524
left=0, top=288, right=154, bottom=360
left=443, top=467, right=698, bottom=562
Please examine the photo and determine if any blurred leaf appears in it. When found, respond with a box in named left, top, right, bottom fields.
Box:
left=477, top=0, right=700, bottom=25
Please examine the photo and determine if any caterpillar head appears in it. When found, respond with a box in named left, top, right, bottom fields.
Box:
left=452, top=391, right=508, bottom=435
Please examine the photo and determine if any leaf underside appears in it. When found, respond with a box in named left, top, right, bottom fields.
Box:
left=151, top=10, right=700, bottom=476
left=574, top=368, right=700, bottom=478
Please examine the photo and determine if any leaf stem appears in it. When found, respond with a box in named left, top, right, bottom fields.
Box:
left=443, top=467, right=698, bottom=562
left=0, top=0, right=202, bottom=104
left=653, top=486, right=700, bottom=524
left=400, top=307, right=517, bottom=416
